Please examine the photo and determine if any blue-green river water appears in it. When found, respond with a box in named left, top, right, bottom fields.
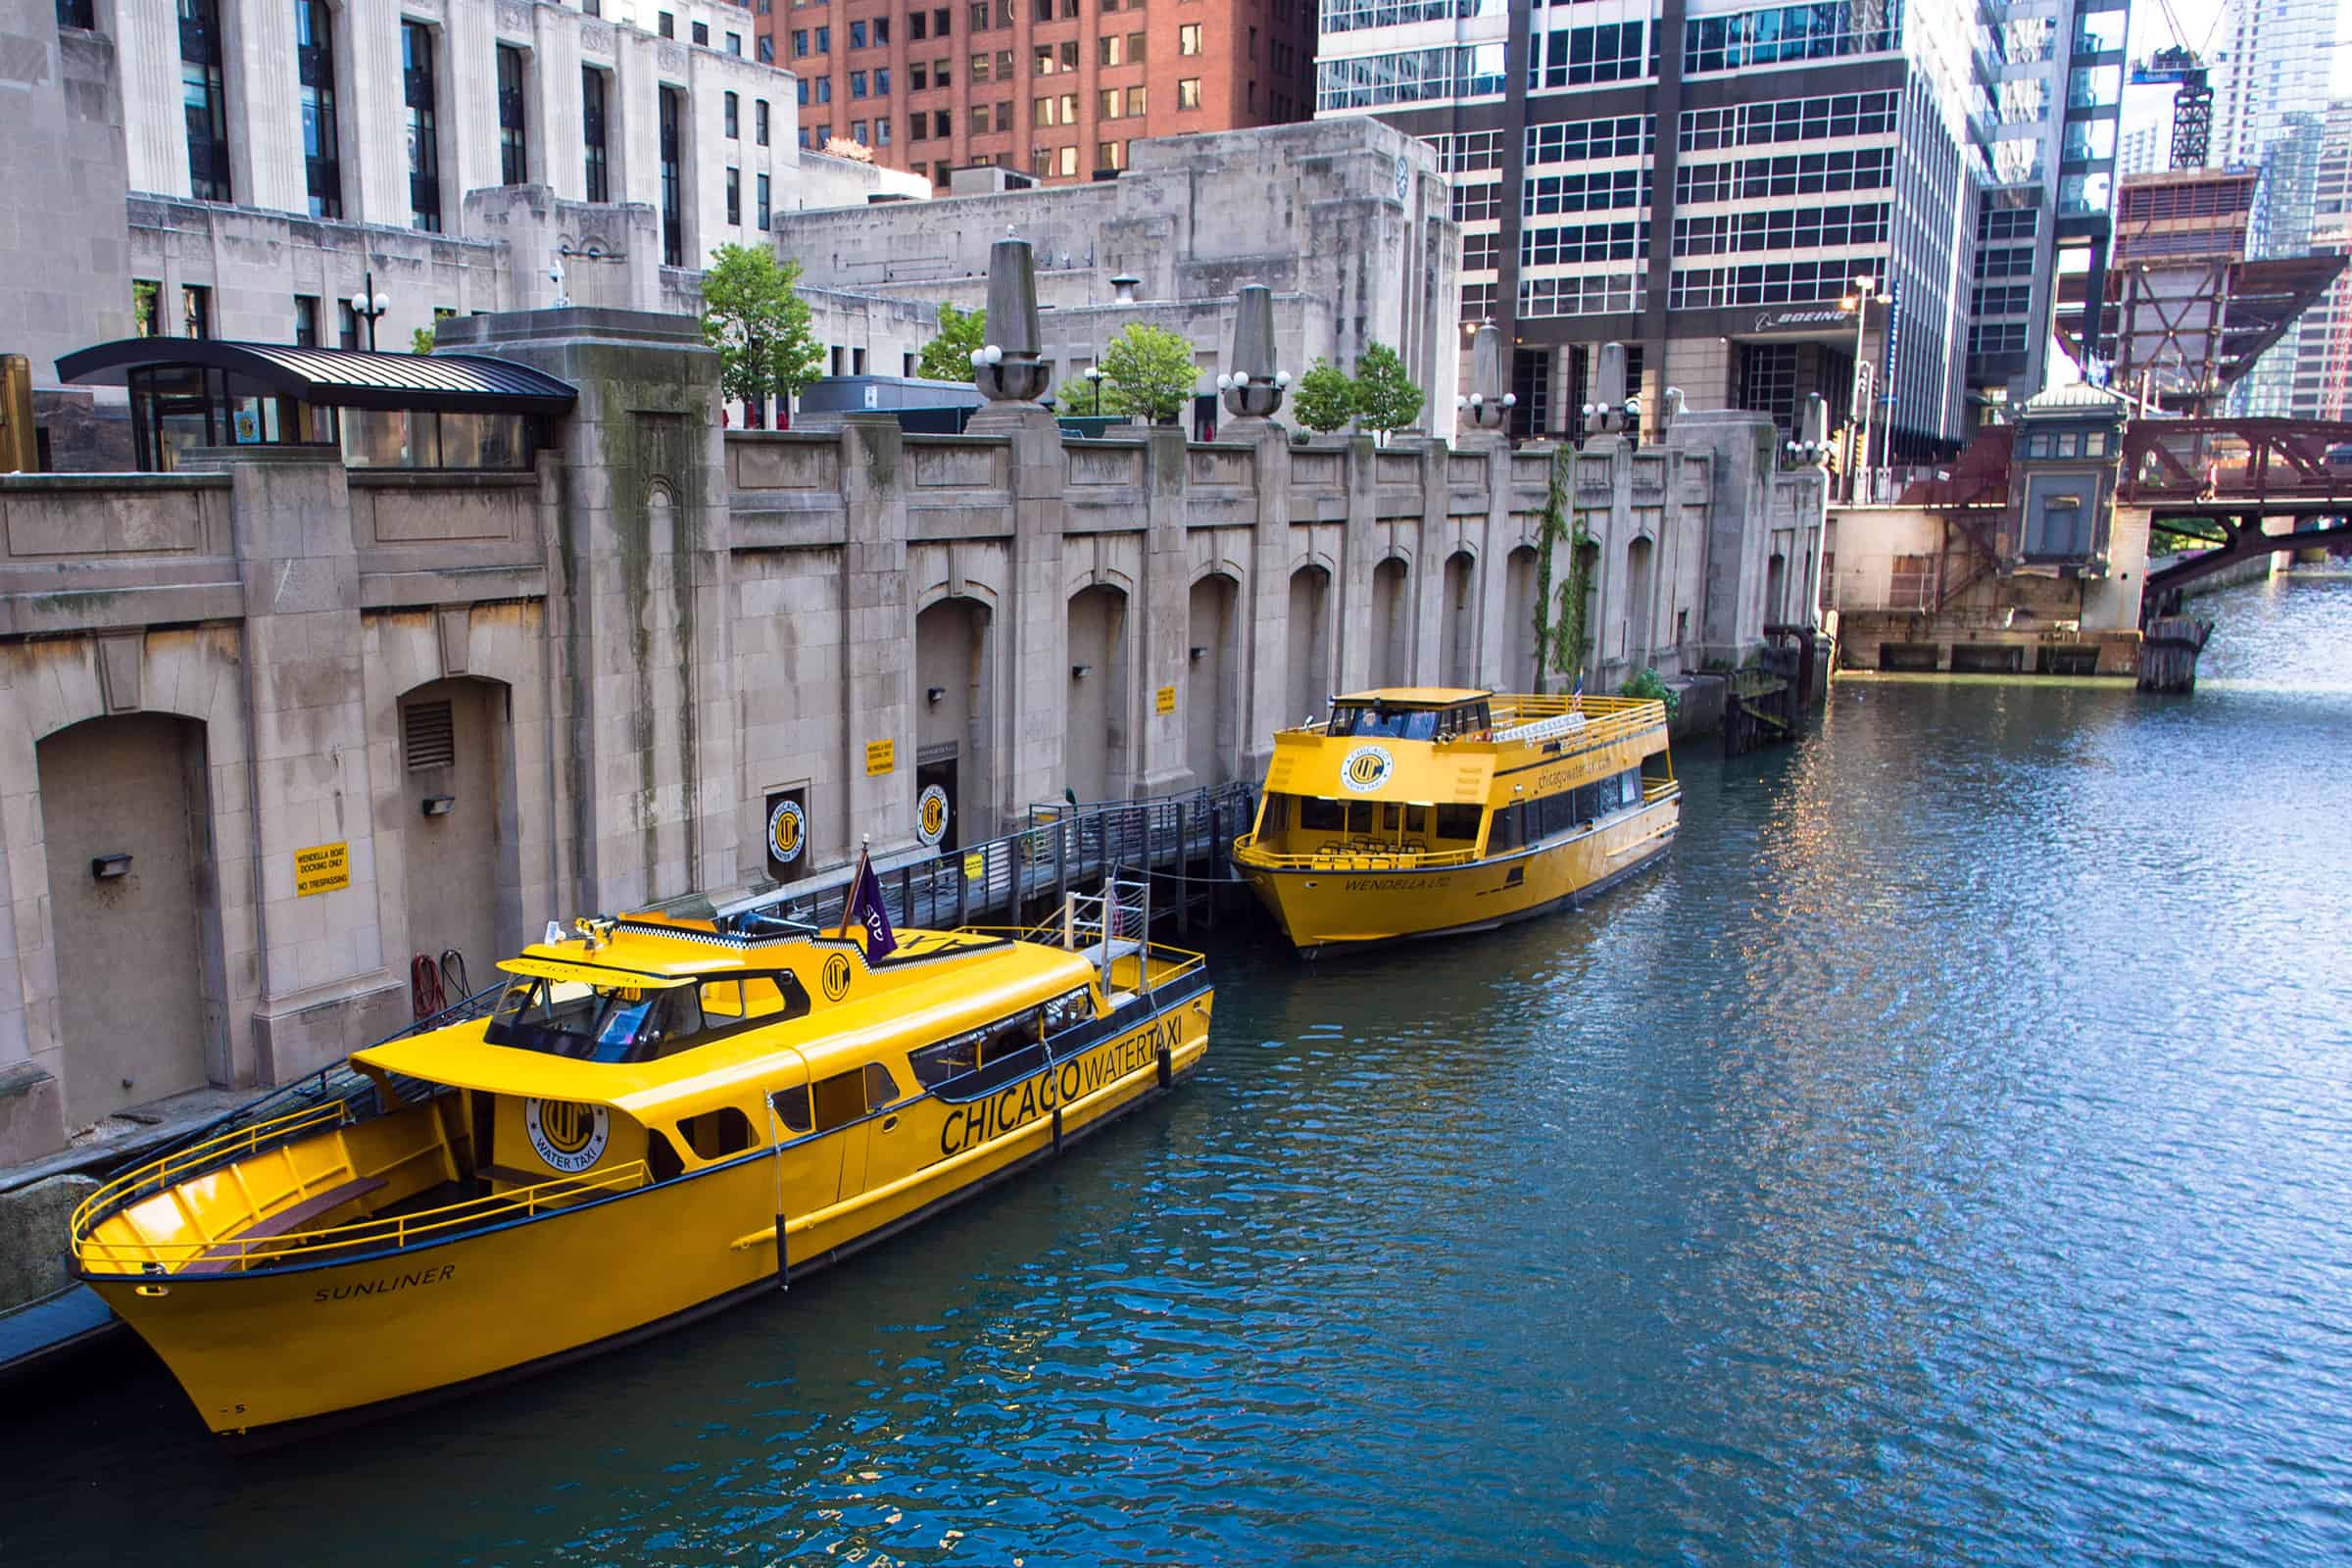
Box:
left=5, top=575, right=2350, bottom=1566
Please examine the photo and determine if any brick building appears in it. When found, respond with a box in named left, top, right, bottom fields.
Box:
left=760, top=0, right=1318, bottom=187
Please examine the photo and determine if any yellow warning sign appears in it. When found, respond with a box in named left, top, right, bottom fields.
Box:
left=294, top=841, right=350, bottom=898
left=864, top=738, right=896, bottom=776
left=963, top=852, right=985, bottom=880
left=1154, top=684, right=1176, bottom=715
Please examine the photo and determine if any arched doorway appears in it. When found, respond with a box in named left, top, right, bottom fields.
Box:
left=1766, top=551, right=1789, bottom=629
left=1186, top=573, right=1239, bottom=787
left=915, top=596, right=992, bottom=849
left=1625, top=536, right=1655, bottom=670
left=1286, top=564, right=1331, bottom=726
left=1065, top=585, right=1128, bottom=804
left=37, top=712, right=219, bottom=1125
left=1371, top=557, right=1409, bottom=689
left=1503, top=545, right=1540, bottom=691
left=1442, top=550, right=1477, bottom=688
left=397, top=676, right=516, bottom=990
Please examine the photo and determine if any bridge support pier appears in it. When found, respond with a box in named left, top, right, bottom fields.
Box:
left=2136, top=615, right=2215, bottom=693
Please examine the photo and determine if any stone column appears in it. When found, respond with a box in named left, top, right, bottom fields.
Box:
left=188, top=448, right=403, bottom=1082
left=840, top=415, right=913, bottom=852
left=1338, top=434, right=1379, bottom=693
left=1240, top=423, right=1296, bottom=779
left=1136, top=425, right=1191, bottom=795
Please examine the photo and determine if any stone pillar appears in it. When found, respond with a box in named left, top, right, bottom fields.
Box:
left=434, top=307, right=736, bottom=915
left=841, top=415, right=913, bottom=853
left=1240, top=420, right=1296, bottom=779
left=185, top=448, right=403, bottom=1082
left=1137, top=426, right=1192, bottom=795
left=1338, top=434, right=1380, bottom=694
left=998, top=416, right=1068, bottom=825
left=1474, top=439, right=1516, bottom=690
left=1410, top=440, right=1447, bottom=686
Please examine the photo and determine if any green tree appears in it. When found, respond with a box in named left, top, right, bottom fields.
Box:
left=131, top=279, right=159, bottom=338
left=1350, top=341, right=1425, bottom=443
left=700, top=243, right=826, bottom=416
left=914, top=302, right=986, bottom=382
left=1292, top=358, right=1356, bottom=434
left=411, top=325, right=437, bottom=356
left=1097, top=322, right=1199, bottom=423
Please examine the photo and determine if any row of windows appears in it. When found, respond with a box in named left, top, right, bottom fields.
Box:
left=1667, top=255, right=1884, bottom=310
left=1421, top=129, right=1504, bottom=175
left=1978, top=204, right=2041, bottom=242
left=1524, top=220, right=1649, bottom=268
left=1525, top=168, right=1648, bottom=217
left=1462, top=280, right=1499, bottom=322
left=1974, top=244, right=2034, bottom=280
left=721, top=166, right=777, bottom=229
left=1676, top=148, right=1893, bottom=204
left=1315, top=44, right=1503, bottom=111
left=1528, top=116, right=1652, bottom=167
left=1463, top=230, right=1500, bottom=271
left=1670, top=202, right=1889, bottom=258
left=1679, top=90, right=1899, bottom=151
left=1318, top=0, right=1501, bottom=33
left=1487, top=771, right=1644, bottom=854
left=1970, top=283, right=2034, bottom=318
left=1450, top=180, right=1502, bottom=223
left=1683, top=4, right=1894, bottom=74
left=1521, top=271, right=1642, bottom=318
left=1968, top=321, right=2030, bottom=356
left=1528, top=23, right=1648, bottom=89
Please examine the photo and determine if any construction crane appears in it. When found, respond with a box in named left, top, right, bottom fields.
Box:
left=2132, top=43, right=2214, bottom=169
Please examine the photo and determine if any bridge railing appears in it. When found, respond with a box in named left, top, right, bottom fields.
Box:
left=2122, top=419, right=2352, bottom=505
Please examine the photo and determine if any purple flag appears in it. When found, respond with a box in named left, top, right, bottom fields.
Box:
left=847, top=858, right=898, bottom=959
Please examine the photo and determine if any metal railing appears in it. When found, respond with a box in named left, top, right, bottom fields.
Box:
left=1231, top=834, right=1484, bottom=870
left=69, top=1098, right=365, bottom=1248
left=77, top=1161, right=653, bottom=1275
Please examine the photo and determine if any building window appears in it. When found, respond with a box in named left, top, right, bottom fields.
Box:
left=850, top=19, right=866, bottom=46
left=852, top=71, right=867, bottom=97
left=403, top=22, right=442, bottom=232
left=691, top=20, right=708, bottom=45
left=756, top=99, right=769, bottom=144
left=934, top=109, right=951, bottom=136
left=726, top=31, right=741, bottom=55
left=815, top=24, right=829, bottom=51
left=911, top=10, right=928, bottom=37
left=337, top=297, right=359, bottom=348
left=725, top=90, right=739, bottom=138
left=793, top=28, right=808, bottom=55
left=1179, top=22, right=1201, bottom=54
left=1057, top=144, right=1076, bottom=175
left=583, top=67, right=611, bottom=201
left=876, top=68, right=890, bottom=95
left=877, top=117, right=892, bottom=145
left=852, top=119, right=867, bottom=143
left=660, top=85, right=684, bottom=266
left=757, top=172, right=771, bottom=229
left=659, top=11, right=673, bottom=37
left=180, top=0, right=232, bottom=201
left=1097, top=139, right=1125, bottom=171
left=1178, top=77, right=1200, bottom=109
left=1127, top=84, right=1146, bottom=115
left=726, top=166, right=740, bottom=225
left=758, top=35, right=771, bottom=62
left=913, top=62, right=928, bottom=88
left=295, top=0, right=342, bottom=218
left=497, top=44, right=529, bottom=185
left=181, top=284, right=212, bottom=339
left=294, top=294, right=320, bottom=347
left=57, top=0, right=95, bottom=27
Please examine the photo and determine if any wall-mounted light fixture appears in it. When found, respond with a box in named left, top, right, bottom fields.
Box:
left=91, top=853, right=131, bottom=880
left=1071, top=663, right=1092, bottom=679
left=926, top=686, right=947, bottom=706
left=421, top=795, right=457, bottom=817
left=1188, top=646, right=1206, bottom=662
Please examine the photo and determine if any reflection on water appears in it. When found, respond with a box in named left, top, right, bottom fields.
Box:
left=5, top=578, right=2351, bottom=1566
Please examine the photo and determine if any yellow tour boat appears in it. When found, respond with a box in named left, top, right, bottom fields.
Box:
left=1232, top=687, right=1679, bottom=953
left=70, top=879, right=1209, bottom=1436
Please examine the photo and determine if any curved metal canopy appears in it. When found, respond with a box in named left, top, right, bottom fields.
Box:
left=54, top=338, right=577, bottom=415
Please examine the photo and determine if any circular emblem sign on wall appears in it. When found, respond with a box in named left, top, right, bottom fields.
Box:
left=525, top=1099, right=610, bottom=1174
left=916, top=784, right=951, bottom=847
left=767, top=798, right=807, bottom=865
left=1340, top=744, right=1396, bottom=793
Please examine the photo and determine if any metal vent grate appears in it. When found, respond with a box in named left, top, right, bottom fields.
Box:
left=404, top=700, right=455, bottom=771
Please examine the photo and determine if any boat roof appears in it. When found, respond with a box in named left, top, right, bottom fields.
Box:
left=1332, top=687, right=1493, bottom=707
left=353, top=913, right=1097, bottom=1113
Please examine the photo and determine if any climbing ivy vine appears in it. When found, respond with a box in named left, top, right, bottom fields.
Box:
left=1530, top=444, right=1595, bottom=693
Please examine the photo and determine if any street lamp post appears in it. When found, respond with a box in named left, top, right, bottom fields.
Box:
left=1840, top=272, right=1891, bottom=504
left=350, top=270, right=391, bottom=352
left=1084, top=365, right=1105, bottom=416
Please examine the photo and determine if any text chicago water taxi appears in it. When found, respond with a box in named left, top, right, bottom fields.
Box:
left=70, top=886, right=1211, bottom=1436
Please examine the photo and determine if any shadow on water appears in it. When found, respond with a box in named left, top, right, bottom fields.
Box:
left=5, top=575, right=2352, bottom=1566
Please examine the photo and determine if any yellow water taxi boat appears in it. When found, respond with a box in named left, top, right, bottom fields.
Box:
left=71, top=880, right=1209, bottom=1436
left=1232, top=687, right=1679, bottom=953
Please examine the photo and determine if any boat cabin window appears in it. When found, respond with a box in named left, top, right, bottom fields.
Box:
left=864, top=1061, right=904, bottom=1109
left=1297, top=795, right=1346, bottom=832
left=770, top=1085, right=812, bottom=1134
left=699, top=973, right=810, bottom=1025
left=1433, top=804, right=1483, bottom=843
left=485, top=976, right=698, bottom=1063
left=1491, top=803, right=1524, bottom=853
left=908, top=1029, right=982, bottom=1090
left=1327, top=700, right=1490, bottom=741
left=679, top=1106, right=758, bottom=1160
left=811, top=1067, right=867, bottom=1133
left=1043, top=986, right=1094, bottom=1035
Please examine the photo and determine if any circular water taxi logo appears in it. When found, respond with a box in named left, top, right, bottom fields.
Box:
left=525, top=1099, right=610, bottom=1174
left=767, top=798, right=807, bottom=865
left=821, top=951, right=854, bottom=1001
left=916, top=784, right=951, bottom=847
left=1339, top=744, right=1396, bottom=793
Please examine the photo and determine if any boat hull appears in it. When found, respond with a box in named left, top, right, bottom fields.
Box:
left=1240, top=798, right=1678, bottom=953
left=86, top=990, right=1211, bottom=1436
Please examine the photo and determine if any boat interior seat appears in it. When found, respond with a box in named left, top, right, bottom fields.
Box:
left=179, top=1176, right=389, bottom=1276
left=1103, top=990, right=1140, bottom=1010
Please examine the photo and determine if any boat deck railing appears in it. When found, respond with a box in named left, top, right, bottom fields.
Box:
left=1230, top=834, right=1484, bottom=871
left=70, top=1097, right=368, bottom=1251
left=76, top=1161, right=652, bottom=1276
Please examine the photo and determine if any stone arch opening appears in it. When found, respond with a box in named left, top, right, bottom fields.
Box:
left=1371, top=557, right=1410, bottom=689
left=1065, top=585, right=1129, bottom=804
left=1625, top=536, right=1656, bottom=670
left=396, top=675, right=520, bottom=991
left=915, top=595, right=994, bottom=850
left=1286, top=564, right=1332, bottom=726
left=1186, top=572, right=1240, bottom=788
left=1442, top=549, right=1478, bottom=689
left=35, top=712, right=223, bottom=1127
left=1766, top=551, right=1789, bottom=629
left=1503, top=545, right=1541, bottom=691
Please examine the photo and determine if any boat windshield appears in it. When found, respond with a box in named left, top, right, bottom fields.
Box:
left=1330, top=704, right=1440, bottom=740
left=483, top=976, right=693, bottom=1063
